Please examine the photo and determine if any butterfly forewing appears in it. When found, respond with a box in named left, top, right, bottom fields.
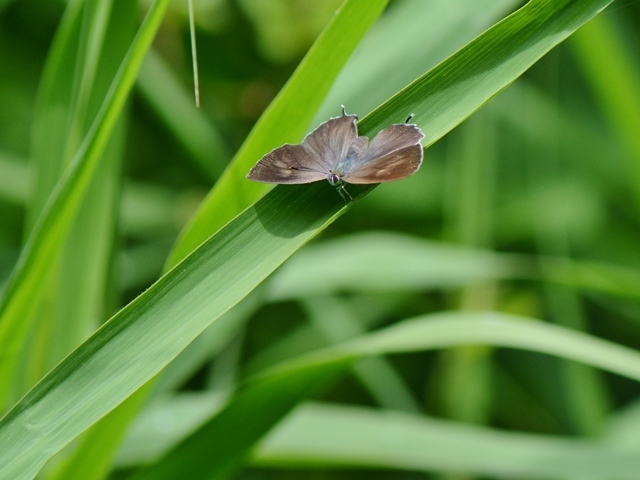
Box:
left=246, top=113, right=359, bottom=185
left=246, top=144, right=327, bottom=184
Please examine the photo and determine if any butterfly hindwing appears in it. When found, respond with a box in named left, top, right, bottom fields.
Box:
left=342, top=123, right=424, bottom=184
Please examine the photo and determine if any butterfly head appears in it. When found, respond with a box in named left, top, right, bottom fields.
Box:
left=327, top=172, right=342, bottom=186
left=326, top=171, right=352, bottom=202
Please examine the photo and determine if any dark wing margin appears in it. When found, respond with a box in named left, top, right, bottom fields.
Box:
left=342, top=123, right=424, bottom=184
left=246, top=144, right=326, bottom=184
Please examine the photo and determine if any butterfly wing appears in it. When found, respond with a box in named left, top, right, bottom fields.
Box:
left=341, top=123, right=424, bottom=184
left=246, top=143, right=326, bottom=184
left=301, top=113, right=359, bottom=169
left=247, top=113, right=359, bottom=184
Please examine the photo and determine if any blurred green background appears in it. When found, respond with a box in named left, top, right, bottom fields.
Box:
left=2, top=0, right=640, bottom=479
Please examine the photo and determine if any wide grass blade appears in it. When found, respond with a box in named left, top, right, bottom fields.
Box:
left=0, top=182, right=348, bottom=479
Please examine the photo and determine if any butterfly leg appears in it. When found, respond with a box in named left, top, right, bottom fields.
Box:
left=336, top=184, right=353, bottom=203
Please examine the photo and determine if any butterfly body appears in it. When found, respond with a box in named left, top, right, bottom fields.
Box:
left=247, top=107, right=424, bottom=199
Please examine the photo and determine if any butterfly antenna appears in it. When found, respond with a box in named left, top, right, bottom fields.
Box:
left=405, top=113, right=415, bottom=124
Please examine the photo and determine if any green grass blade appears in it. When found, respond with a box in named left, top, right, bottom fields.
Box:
left=0, top=152, right=29, bottom=205
left=255, top=402, right=640, bottom=478
left=343, top=312, right=640, bottom=374
left=0, top=0, right=171, bottom=407
left=0, top=1, right=619, bottom=477
left=131, top=311, right=640, bottom=479
left=19, top=0, right=137, bottom=400
left=315, top=0, right=520, bottom=121
left=266, top=231, right=526, bottom=299
left=166, top=0, right=389, bottom=267
left=0, top=182, right=348, bottom=479
left=570, top=13, right=640, bottom=206
left=356, top=0, right=613, bottom=141
left=266, top=231, right=640, bottom=301
left=539, top=256, right=640, bottom=300
left=26, top=0, right=84, bottom=228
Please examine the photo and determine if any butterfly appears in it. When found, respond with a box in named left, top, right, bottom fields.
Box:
left=246, top=106, right=424, bottom=201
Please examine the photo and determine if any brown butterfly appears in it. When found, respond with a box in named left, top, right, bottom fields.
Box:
left=246, top=106, right=424, bottom=200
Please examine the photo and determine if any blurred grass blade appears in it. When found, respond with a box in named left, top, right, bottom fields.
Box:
left=0, top=152, right=29, bottom=205
left=315, top=0, right=520, bottom=121
left=539, top=256, right=640, bottom=300
left=137, top=48, right=230, bottom=180
left=20, top=0, right=137, bottom=401
left=343, top=312, right=640, bottom=373
left=266, top=231, right=640, bottom=301
left=255, top=402, right=640, bottom=478
left=356, top=0, right=613, bottom=140
left=131, top=311, right=640, bottom=479
left=570, top=13, right=640, bottom=206
left=166, top=0, right=389, bottom=267
left=0, top=0, right=171, bottom=407
left=266, top=231, right=526, bottom=299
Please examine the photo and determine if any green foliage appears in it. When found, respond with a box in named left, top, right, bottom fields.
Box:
left=2, top=0, right=640, bottom=479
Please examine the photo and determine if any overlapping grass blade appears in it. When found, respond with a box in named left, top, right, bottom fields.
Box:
left=0, top=182, right=347, bottom=479
left=42, top=2, right=391, bottom=478
left=17, top=0, right=136, bottom=404
left=132, top=311, right=640, bottom=479
left=169, top=0, right=614, bottom=268
left=265, top=231, right=640, bottom=301
left=0, top=0, right=617, bottom=478
left=0, top=0, right=171, bottom=409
